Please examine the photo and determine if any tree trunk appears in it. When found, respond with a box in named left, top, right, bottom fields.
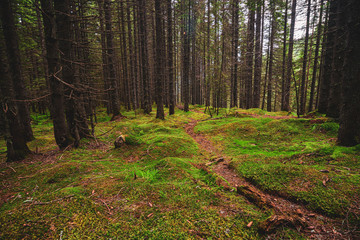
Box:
left=318, top=0, right=336, bottom=114
left=0, top=43, right=31, bottom=161
left=267, top=0, right=276, bottom=112
left=154, top=0, right=165, bottom=119
left=205, top=0, right=211, bottom=107
left=183, top=0, right=191, bottom=112
left=327, top=0, right=344, bottom=118
left=299, top=0, right=311, bottom=115
left=126, top=1, right=137, bottom=111
left=97, top=0, right=111, bottom=114
left=54, top=0, right=89, bottom=146
left=245, top=0, right=255, bottom=109
left=308, top=0, right=324, bottom=112
left=167, top=0, right=175, bottom=115
left=138, top=0, right=152, bottom=114
left=40, top=0, right=72, bottom=149
left=283, top=0, right=297, bottom=112
left=253, top=0, right=262, bottom=108
left=118, top=1, right=131, bottom=111
left=338, top=0, right=360, bottom=146
left=104, top=0, right=122, bottom=118
left=230, top=0, right=239, bottom=108
left=0, top=0, right=34, bottom=141
left=281, top=0, right=289, bottom=110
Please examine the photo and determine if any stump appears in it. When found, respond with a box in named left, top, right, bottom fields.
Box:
left=114, top=135, right=125, bottom=148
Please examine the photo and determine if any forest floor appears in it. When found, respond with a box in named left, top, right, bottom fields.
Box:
left=0, top=106, right=359, bottom=239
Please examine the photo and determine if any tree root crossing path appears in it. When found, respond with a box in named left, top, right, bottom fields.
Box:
left=184, top=116, right=350, bottom=239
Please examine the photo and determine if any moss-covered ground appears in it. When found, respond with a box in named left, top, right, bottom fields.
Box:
left=0, top=106, right=359, bottom=239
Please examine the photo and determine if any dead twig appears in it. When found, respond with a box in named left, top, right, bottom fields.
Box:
left=146, top=143, right=154, bottom=159
left=31, top=195, right=75, bottom=205
left=99, top=199, right=112, bottom=215
left=8, top=166, right=16, bottom=173
left=96, top=126, right=117, bottom=137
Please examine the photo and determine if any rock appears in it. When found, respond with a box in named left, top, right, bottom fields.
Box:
left=114, top=135, right=125, bottom=148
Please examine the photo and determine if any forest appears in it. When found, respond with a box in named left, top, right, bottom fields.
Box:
left=0, top=0, right=359, bottom=239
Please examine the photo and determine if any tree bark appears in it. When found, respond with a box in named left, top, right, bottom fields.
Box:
left=0, top=0, right=34, bottom=141
left=126, top=1, right=137, bottom=111
left=183, top=0, right=191, bottom=112
left=167, top=0, right=175, bottom=115
left=245, top=0, right=255, bottom=109
left=318, top=0, right=336, bottom=114
left=154, top=0, right=165, bottom=119
left=283, top=0, right=297, bottom=112
left=327, top=0, right=344, bottom=118
left=230, top=0, right=239, bottom=108
left=97, top=0, right=111, bottom=114
left=338, top=0, right=360, bottom=146
left=299, top=0, right=311, bottom=115
left=308, top=0, right=324, bottom=112
left=281, top=0, right=289, bottom=110
left=0, top=43, right=31, bottom=161
left=54, top=0, right=89, bottom=146
left=253, top=0, right=262, bottom=108
left=267, top=0, right=276, bottom=112
left=138, top=0, right=152, bottom=114
left=104, top=0, right=122, bottom=118
left=40, top=0, right=72, bottom=149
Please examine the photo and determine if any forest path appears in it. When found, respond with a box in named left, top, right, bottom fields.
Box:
left=184, top=117, right=347, bottom=239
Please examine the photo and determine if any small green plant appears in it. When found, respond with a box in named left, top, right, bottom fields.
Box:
left=136, top=168, right=159, bottom=182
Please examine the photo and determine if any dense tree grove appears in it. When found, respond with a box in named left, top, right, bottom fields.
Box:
left=0, top=0, right=359, bottom=161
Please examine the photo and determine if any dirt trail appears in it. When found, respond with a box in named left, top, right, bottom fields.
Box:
left=185, top=118, right=350, bottom=239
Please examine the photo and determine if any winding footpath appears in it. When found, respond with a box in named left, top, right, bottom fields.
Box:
left=184, top=116, right=352, bottom=239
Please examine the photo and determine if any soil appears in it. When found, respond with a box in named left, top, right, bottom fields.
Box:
left=184, top=118, right=354, bottom=239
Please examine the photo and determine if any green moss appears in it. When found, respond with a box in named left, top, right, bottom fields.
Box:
left=0, top=107, right=358, bottom=238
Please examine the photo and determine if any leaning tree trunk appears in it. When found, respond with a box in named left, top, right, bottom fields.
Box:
left=0, top=0, right=34, bottom=142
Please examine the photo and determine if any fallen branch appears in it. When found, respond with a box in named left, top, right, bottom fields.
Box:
left=8, top=166, right=16, bottom=173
